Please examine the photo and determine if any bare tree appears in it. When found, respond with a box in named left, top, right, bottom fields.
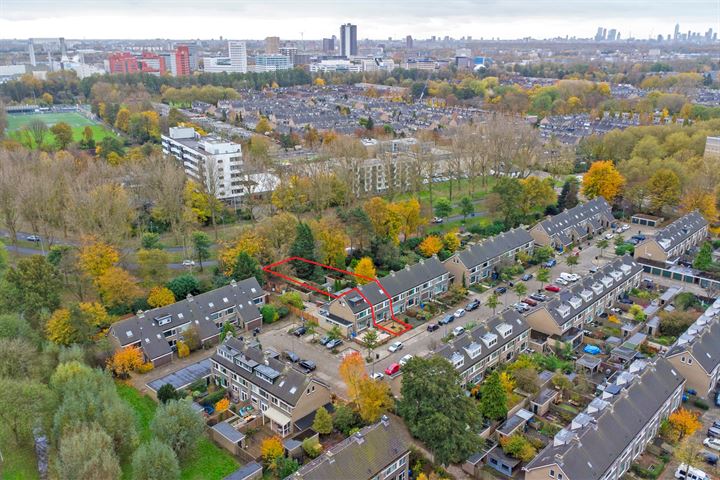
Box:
left=26, top=119, right=49, bottom=148
left=0, top=150, right=24, bottom=245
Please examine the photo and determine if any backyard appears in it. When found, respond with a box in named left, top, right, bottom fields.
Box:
left=116, top=383, right=240, bottom=480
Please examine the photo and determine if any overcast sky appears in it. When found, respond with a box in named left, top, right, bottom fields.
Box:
left=1, top=0, right=717, bottom=40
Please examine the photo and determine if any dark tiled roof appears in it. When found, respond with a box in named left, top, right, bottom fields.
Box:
left=643, top=211, right=707, bottom=253
left=213, top=337, right=318, bottom=406
left=110, top=278, right=264, bottom=360
left=454, top=227, right=534, bottom=269
left=538, top=197, right=613, bottom=244
left=224, top=462, right=262, bottom=480
left=212, top=421, right=245, bottom=443
left=288, top=416, right=411, bottom=480
left=667, top=320, right=720, bottom=374
left=525, top=358, right=684, bottom=480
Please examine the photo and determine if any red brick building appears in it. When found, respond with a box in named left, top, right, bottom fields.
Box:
left=108, top=52, right=139, bottom=74
left=174, top=45, right=191, bottom=76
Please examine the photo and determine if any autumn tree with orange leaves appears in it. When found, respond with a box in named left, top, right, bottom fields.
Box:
left=339, top=351, right=368, bottom=403
left=107, top=346, right=144, bottom=378
left=582, top=160, right=625, bottom=203
left=668, top=408, right=702, bottom=440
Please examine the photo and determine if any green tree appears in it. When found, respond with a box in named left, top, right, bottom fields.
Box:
left=479, top=371, right=508, bottom=421
left=150, top=399, right=205, bottom=461
left=566, top=255, right=579, bottom=272
left=459, top=196, right=474, bottom=221
left=276, top=457, right=300, bottom=478
left=397, top=357, right=481, bottom=466
left=141, top=232, right=163, bottom=249
left=514, top=282, right=527, bottom=299
left=131, top=439, right=181, bottom=480
left=486, top=293, right=499, bottom=314
left=328, top=325, right=342, bottom=341
left=56, top=424, right=121, bottom=480
left=332, top=403, right=360, bottom=436
left=50, top=121, right=74, bottom=150
left=597, top=239, right=609, bottom=257
left=260, top=305, right=279, bottom=324
left=312, top=406, right=333, bottom=434
left=190, top=231, right=212, bottom=272
left=2, top=255, right=62, bottom=327
left=532, top=245, right=555, bottom=264
left=289, top=222, right=317, bottom=279
left=157, top=384, right=179, bottom=404
left=489, top=177, right=524, bottom=227
left=433, top=198, right=452, bottom=219
left=693, top=242, right=713, bottom=271
left=220, top=322, right=236, bottom=341
left=0, top=377, right=54, bottom=444
left=137, top=248, right=171, bottom=286
left=647, top=169, right=681, bottom=214
left=362, top=329, right=379, bottom=360
left=166, top=274, right=200, bottom=299
left=557, top=178, right=579, bottom=210
left=536, top=268, right=550, bottom=288
left=231, top=251, right=264, bottom=284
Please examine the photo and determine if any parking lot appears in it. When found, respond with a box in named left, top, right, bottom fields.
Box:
left=659, top=401, right=720, bottom=479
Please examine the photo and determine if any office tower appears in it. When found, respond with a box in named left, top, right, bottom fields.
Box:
left=674, top=23, right=680, bottom=40
left=322, top=37, right=335, bottom=54
left=279, top=46, right=298, bottom=63
left=340, top=23, right=358, bottom=57
left=59, top=37, right=68, bottom=60
left=406, top=35, right=413, bottom=48
left=265, top=36, right=280, bottom=54
left=228, top=40, right=248, bottom=73
left=28, top=41, right=36, bottom=66
left=254, top=54, right=293, bottom=72
left=595, top=27, right=604, bottom=41
left=174, top=45, right=191, bottom=76
left=186, top=44, right=199, bottom=71
left=108, top=52, right=139, bottom=74
left=607, top=29, right=617, bottom=41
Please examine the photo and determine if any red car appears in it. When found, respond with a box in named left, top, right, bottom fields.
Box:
left=523, top=297, right=538, bottom=307
left=384, top=363, right=401, bottom=376
left=545, top=284, right=561, bottom=293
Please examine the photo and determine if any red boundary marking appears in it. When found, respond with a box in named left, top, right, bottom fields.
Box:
left=262, top=256, right=412, bottom=337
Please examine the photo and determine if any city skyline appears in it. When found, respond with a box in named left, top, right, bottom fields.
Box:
left=0, top=0, right=717, bottom=41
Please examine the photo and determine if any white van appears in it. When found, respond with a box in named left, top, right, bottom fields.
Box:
left=675, top=464, right=710, bottom=480
left=560, top=272, right=580, bottom=282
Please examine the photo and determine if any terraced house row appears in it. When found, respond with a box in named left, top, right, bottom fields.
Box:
left=529, top=197, right=614, bottom=250
left=634, top=210, right=709, bottom=264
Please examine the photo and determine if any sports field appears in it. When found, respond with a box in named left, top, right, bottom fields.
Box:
left=7, top=111, right=116, bottom=147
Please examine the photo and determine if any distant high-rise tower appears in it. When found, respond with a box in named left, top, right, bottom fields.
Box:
left=607, top=29, right=617, bottom=41
left=674, top=23, right=680, bottom=41
left=265, top=36, right=280, bottom=54
left=595, top=27, right=604, bottom=41
left=28, top=40, right=36, bottom=66
left=322, top=38, right=335, bottom=54
left=228, top=40, right=248, bottom=73
left=406, top=35, right=413, bottom=48
left=340, top=23, right=357, bottom=57
left=174, top=45, right=191, bottom=76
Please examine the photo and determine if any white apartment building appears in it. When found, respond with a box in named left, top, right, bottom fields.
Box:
left=309, top=59, right=362, bottom=73
left=203, top=40, right=247, bottom=73
left=161, top=127, right=245, bottom=201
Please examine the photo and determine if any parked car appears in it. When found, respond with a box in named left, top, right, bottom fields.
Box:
left=560, top=272, right=579, bottom=282
left=182, top=259, right=195, bottom=267
left=631, top=234, right=646, bottom=243
left=703, top=437, right=720, bottom=451
left=708, top=427, right=720, bottom=439
left=299, top=360, right=316, bottom=372
left=431, top=217, right=444, bottom=224
left=610, top=307, right=622, bottom=314
left=545, top=284, right=561, bottom=293
left=529, top=293, right=548, bottom=302
left=371, top=372, right=384, bottom=380
left=466, top=299, right=481, bottom=311
left=513, top=303, right=529, bottom=313
left=293, top=326, right=307, bottom=336
left=454, top=308, right=466, bottom=318
left=384, top=363, right=400, bottom=376
left=326, top=339, right=342, bottom=349
left=605, top=233, right=615, bottom=240
left=426, top=323, right=439, bottom=332
left=715, top=390, right=720, bottom=407
left=439, top=315, right=454, bottom=325
left=494, top=286, right=507, bottom=294
left=702, top=452, right=718, bottom=466
left=544, top=259, right=557, bottom=268
left=521, top=273, right=533, bottom=281
left=388, top=341, right=404, bottom=353
left=555, top=277, right=569, bottom=286
left=319, top=335, right=331, bottom=346
left=453, top=326, right=465, bottom=337
left=713, top=420, right=720, bottom=429
left=615, top=227, right=624, bottom=234
left=399, top=354, right=414, bottom=366
left=26, top=235, right=41, bottom=242
left=589, top=266, right=599, bottom=273
left=523, top=298, right=538, bottom=307
left=621, top=224, right=630, bottom=231
left=675, top=464, right=710, bottom=480
left=283, top=351, right=300, bottom=363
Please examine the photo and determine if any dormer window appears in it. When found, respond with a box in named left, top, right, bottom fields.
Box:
left=450, top=352, right=464, bottom=369
left=609, top=271, right=622, bottom=281
left=156, top=315, right=172, bottom=326
left=482, top=333, right=498, bottom=348
left=568, top=296, right=582, bottom=309
left=619, top=264, right=631, bottom=274
left=601, top=276, right=613, bottom=288
left=496, top=323, right=513, bottom=338
left=464, top=342, right=482, bottom=359
left=591, top=283, right=603, bottom=295
left=557, top=304, right=571, bottom=318
left=580, top=290, right=593, bottom=302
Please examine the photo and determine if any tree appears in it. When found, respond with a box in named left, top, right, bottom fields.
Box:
left=312, top=406, right=333, bottom=434
left=647, top=169, right=681, bottom=214
left=150, top=399, right=205, bottom=460
left=459, top=196, right=474, bottom=221
left=418, top=235, right=443, bottom=257
left=107, top=345, right=144, bottom=378
left=0, top=378, right=54, bottom=444
left=275, top=457, right=300, bottom=478
left=659, top=310, right=696, bottom=337
left=260, top=305, right=279, bottom=324
left=141, top=232, right=162, bottom=249
left=397, top=357, right=481, bottom=466
left=354, top=257, right=377, bottom=284
left=582, top=160, right=625, bottom=202
left=433, top=197, right=452, bottom=219
left=131, top=439, right=181, bottom=480
left=362, top=329, right=379, bottom=360
left=536, top=268, right=550, bottom=288
left=215, top=398, right=230, bottom=413
left=0, top=338, right=40, bottom=379
left=552, top=373, right=573, bottom=400
left=681, top=190, right=718, bottom=223
left=443, top=231, right=461, bottom=253
left=45, top=305, right=93, bottom=346
left=500, top=434, right=537, bottom=462
left=79, top=241, right=120, bottom=281
left=157, top=384, right=179, bottom=404
left=137, top=248, right=171, bottom=286
left=513, top=367, right=540, bottom=394
left=519, top=176, right=557, bottom=217
left=339, top=351, right=368, bottom=403
left=333, top=403, right=361, bottom=436
left=514, top=282, right=528, bottom=299
left=50, top=122, right=74, bottom=150
left=26, top=118, right=49, bottom=147
left=147, top=286, right=176, bottom=308
left=668, top=408, right=702, bottom=440
left=261, top=436, right=284, bottom=469
left=302, top=436, right=322, bottom=458
left=114, top=107, right=131, bottom=132
left=166, top=274, right=200, bottom=299
left=220, top=322, right=236, bottom=342
left=289, top=222, right=317, bottom=279
left=56, top=424, right=121, bottom=480
left=190, top=231, right=212, bottom=272
left=81, top=125, right=95, bottom=149
left=176, top=340, right=190, bottom=358
left=479, top=371, right=508, bottom=421
left=488, top=177, right=525, bottom=227
left=557, top=178, right=579, bottom=210
left=255, top=116, right=272, bottom=134
left=597, top=239, right=609, bottom=257
left=357, top=377, right=394, bottom=423
left=229, top=251, right=263, bottom=284
left=693, top=242, right=713, bottom=271
left=96, top=267, right=142, bottom=310
left=3, top=255, right=62, bottom=327
left=532, top=245, right=555, bottom=265
left=486, top=293, right=499, bottom=314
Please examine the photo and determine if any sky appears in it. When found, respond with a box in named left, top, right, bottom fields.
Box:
left=0, top=0, right=718, bottom=40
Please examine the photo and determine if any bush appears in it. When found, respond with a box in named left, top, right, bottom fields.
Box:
left=202, top=389, right=227, bottom=407
left=277, top=306, right=290, bottom=318
left=260, top=305, right=279, bottom=324
left=279, top=291, right=304, bottom=309
left=693, top=398, right=709, bottom=410
left=302, top=437, right=322, bottom=458
left=615, top=243, right=635, bottom=256
left=188, top=379, right=208, bottom=393
left=158, top=384, right=179, bottom=403
left=137, top=362, right=154, bottom=374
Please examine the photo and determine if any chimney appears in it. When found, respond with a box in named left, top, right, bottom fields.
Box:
left=137, top=310, right=145, bottom=318
left=230, top=279, right=237, bottom=287
left=380, top=414, right=389, bottom=427
left=187, top=293, right=194, bottom=302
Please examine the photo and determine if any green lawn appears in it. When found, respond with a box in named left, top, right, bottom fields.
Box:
left=397, top=175, right=498, bottom=204
left=116, top=383, right=240, bottom=480
left=0, top=425, right=40, bottom=480
left=7, top=112, right=116, bottom=148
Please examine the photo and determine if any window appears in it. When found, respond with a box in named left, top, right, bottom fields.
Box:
left=549, top=470, right=555, bottom=478
left=558, top=475, right=563, bottom=480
